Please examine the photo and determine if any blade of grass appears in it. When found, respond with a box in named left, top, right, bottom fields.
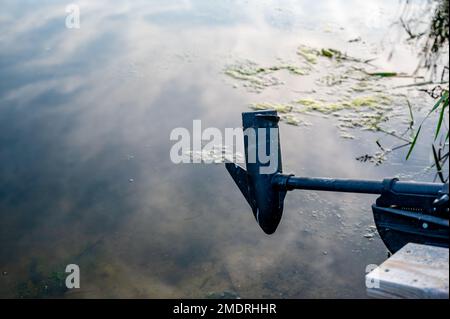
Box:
left=434, top=102, right=448, bottom=140
left=407, top=99, right=414, bottom=126
left=429, top=92, right=446, bottom=113
left=406, top=125, right=422, bottom=160
left=367, top=72, right=398, bottom=77
left=432, top=144, right=445, bottom=183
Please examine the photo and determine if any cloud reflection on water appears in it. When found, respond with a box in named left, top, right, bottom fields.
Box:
left=0, top=0, right=439, bottom=298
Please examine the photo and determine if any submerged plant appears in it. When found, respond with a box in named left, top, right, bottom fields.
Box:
left=297, top=45, right=318, bottom=64
left=225, top=41, right=410, bottom=138
left=250, top=102, right=293, bottom=113
left=249, top=102, right=309, bottom=126
left=16, top=260, right=68, bottom=299
left=224, top=60, right=308, bottom=93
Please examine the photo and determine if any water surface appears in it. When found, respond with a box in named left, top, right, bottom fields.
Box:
left=0, top=0, right=445, bottom=298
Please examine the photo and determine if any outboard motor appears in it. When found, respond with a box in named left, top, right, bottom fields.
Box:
left=226, top=110, right=449, bottom=253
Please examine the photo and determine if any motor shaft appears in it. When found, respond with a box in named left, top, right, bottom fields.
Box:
left=272, top=174, right=445, bottom=196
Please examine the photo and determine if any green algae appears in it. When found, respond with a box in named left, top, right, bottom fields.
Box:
left=366, top=72, right=398, bottom=77
left=294, top=98, right=321, bottom=107
left=319, top=48, right=348, bottom=60
left=297, top=45, right=318, bottom=64
left=225, top=43, right=417, bottom=142
left=350, top=95, right=391, bottom=108
left=320, top=48, right=334, bottom=58
left=299, top=46, right=373, bottom=64
left=294, top=95, right=392, bottom=114
left=16, top=260, right=68, bottom=299
left=249, top=103, right=311, bottom=126
left=291, top=95, right=394, bottom=132
left=338, top=111, right=389, bottom=132
left=250, top=94, right=395, bottom=133
left=224, top=60, right=308, bottom=92
left=282, top=114, right=303, bottom=126
left=250, top=102, right=293, bottom=113
left=277, top=64, right=307, bottom=75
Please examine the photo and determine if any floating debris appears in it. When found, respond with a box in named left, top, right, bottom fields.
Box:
left=340, top=132, right=356, bottom=139
left=348, top=37, right=362, bottom=43
left=363, top=225, right=379, bottom=239
left=356, top=152, right=387, bottom=165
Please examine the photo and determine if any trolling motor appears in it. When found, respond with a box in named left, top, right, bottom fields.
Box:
left=225, top=110, right=449, bottom=253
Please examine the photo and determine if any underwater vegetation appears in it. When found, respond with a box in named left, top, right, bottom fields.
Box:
left=225, top=59, right=308, bottom=93
left=16, top=260, right=67, bottom=298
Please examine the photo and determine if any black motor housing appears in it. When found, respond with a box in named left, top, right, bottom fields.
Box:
left=373, top=180, right=449, bottom=253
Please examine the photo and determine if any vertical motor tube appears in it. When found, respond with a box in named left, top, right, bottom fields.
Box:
left=242, top=110, right=286, bottom=234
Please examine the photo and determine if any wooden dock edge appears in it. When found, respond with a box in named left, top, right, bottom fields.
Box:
left=366, top=243, right=449, bottom=299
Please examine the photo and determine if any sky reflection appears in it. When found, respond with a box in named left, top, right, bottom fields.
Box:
left=0, top=0, right=445, bottom=298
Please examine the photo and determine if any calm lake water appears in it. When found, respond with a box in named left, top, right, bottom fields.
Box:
left=0, top=0, right=446, bottom=298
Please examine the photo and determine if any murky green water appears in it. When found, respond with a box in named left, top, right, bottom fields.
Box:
left=0, top=0, right=447, bottom=298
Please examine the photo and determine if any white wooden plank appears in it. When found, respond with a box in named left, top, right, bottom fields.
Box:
left=366, top=243, right=449, bottom=299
